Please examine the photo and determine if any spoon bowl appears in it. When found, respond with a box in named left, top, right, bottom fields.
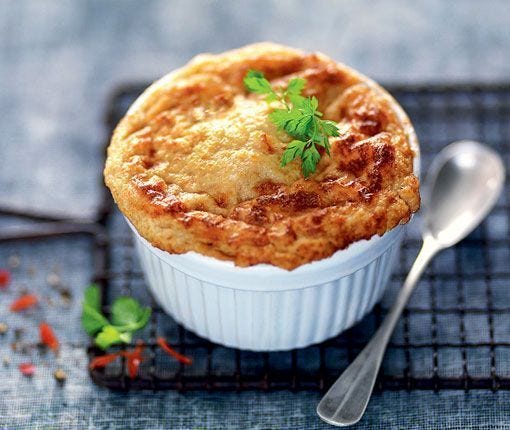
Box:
left=424, top=140, right=505, bottom=248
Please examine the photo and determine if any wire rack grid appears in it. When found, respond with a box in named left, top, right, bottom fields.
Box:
left=1, top=83, right=509, bottom=393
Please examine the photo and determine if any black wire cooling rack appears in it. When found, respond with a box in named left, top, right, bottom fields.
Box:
left=1, top=83, right=509, bottom=392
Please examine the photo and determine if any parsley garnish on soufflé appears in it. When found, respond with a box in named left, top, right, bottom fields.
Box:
left=243, top=69, right=340, bottom=178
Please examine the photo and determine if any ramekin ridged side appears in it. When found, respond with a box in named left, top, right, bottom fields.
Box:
left=131, top=224, right=403, bottom=351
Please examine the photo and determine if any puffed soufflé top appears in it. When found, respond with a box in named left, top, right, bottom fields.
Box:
left=104, top=43, right=420, bottom=270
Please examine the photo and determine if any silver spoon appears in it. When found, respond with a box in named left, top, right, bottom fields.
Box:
left=317, top=140, right=505, bottom=427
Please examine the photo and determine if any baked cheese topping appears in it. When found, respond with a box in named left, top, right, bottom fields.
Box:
left=105, top=43, right=420, bottom=269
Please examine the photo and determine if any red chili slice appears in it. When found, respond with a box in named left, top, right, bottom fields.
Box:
left=0, top=269, right=10, bottom=288
left=89, top=344, right=146, bottom=378
left=19, top=362, right=36, bottom=376
left=125, top=342, right=145, bottom=379
left=156, top=336, right=193, bottom=365
left=39, top=322, right=59, bottom=351
left=10, top=294, right=38, bottom=312
left=89, top=352, right=123, bottom=369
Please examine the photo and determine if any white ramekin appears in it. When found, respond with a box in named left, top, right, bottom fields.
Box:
left=131, top=221, right=404, bottom=351
left=127, top=72, right=419, bottom=351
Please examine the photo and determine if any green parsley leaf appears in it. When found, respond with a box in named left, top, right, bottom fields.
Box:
left=111, top=297, right=151, bottom=332
left=320, top=120, right=340, bottom=137
left=301, top=144, right=321, bottom=178
left=301, top=96, right=319, bottom=114
left=288, top=93, right=306, bottom=109
left=95, top=325, right=132, bottom=350
left=244, top=70, right=340, bottom=178
left=243, top=70, right=274, bottom=95
left=268, top=108, right=300, bottom=129
left=81, top=284, right=109, bottom=336
left=280, top=140, right=306, bottom=167
left=81, top=285, right=151, bottom=349
left=84, top=283, right=101, bottom=310
left=286, top=78, right=306, bottom=95
left=265, top=93, right=279, bottom=103
left=82, top=304, right=110, bottom=336
left=269, top=108, right=312, bottom=137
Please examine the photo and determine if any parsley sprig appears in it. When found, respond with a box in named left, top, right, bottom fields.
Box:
left=244, top=70, right=339, bottom=177
left=81, top=284, right=151, bottom=349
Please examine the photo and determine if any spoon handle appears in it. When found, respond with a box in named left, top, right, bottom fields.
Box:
left=317, top=238, right=438, bottom=427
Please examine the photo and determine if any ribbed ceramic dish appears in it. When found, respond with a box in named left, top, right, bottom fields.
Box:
left=132, top=223, right=404, bottom=350
left=127, top=72, right=420, bottom=351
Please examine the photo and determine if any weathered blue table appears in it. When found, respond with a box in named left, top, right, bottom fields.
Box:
left=1, top=1, right=510, bottom=428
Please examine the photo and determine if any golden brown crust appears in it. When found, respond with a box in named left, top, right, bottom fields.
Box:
left=104, top=43, right=420, bottom=270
